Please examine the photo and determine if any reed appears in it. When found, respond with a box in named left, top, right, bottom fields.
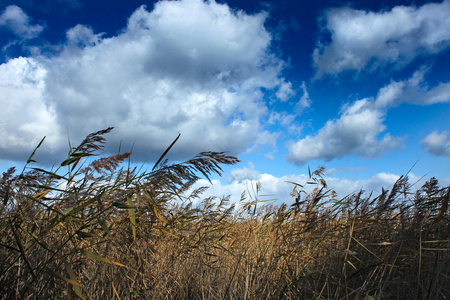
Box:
left=1, top=128, right=449, bottom=299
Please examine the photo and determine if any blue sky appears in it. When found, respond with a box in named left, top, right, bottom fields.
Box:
left=0, top=0, right=449, bottom=204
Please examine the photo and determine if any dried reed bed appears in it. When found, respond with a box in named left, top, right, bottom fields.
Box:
left=1, top=128, right=449, bottom=299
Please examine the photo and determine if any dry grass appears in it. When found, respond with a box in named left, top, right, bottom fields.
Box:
left=1, top=128, right=449, bottom=299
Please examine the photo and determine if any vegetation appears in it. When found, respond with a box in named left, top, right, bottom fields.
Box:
left=1, top=128, right=449, bottom=299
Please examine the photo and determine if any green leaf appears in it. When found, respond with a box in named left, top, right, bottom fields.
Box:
left=76, top=230, right=97, bottom=239
left=112, top=201, right=135, bottom=209
left=152, top=133, right=180, bottom=171
left=97, top=217, right=110, bottom=237
left=81, top=250, right=125, bottom=267
left=60, top=153, right=94, bottom=167
left=61, top=157, right=81, bottom=167
left=27, top=136, right=46, bottom=164
left=127, top=197, right=136, bottom=240
left=45, top=267, right=81, bottom=287
left=61, top=157, right=79, bottom=167
left=143, top=192, right=168, bottom=223
left=63, top=197, right=96, bottom=216
left=65, top=263, right=84, bottom=299
left=31, top=168, right=69, bottom=180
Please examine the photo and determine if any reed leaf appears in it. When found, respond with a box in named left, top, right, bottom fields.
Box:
left=26, top=136, right=45, bottom=164
left=127, top=197, right=136, bottom=240
left=44, top=267, right=81, bottom=287
left=152, top=133, right=180, bottom=171
left=81, top=250, right=125, bottom=267
left=65, top=262, right=84, bottom=299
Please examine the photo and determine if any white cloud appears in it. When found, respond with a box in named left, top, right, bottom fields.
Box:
left=65, top=24, right=103, bottom=47
left=420, top=131, right=450, bottom=156
left=227, top=162, right=260, bottom=183
left=286, top=97, right=403, bottom=166
left=313, top=0, right=450, bottom=76
left=267, top=111, right=296, bottom=127
left=0, top=0, right=293, bottom=163
left=264, top=82, right=311, bottom=137
left=0, top=5, right=44, bottom=40
left=374, top=67, right=450, bottom=108
left=0, top=57, right=63, bottom=160
left=295, top=81, right=311, bottom=113
left=275, top=81, right=295, bottom=102
left=287, top=69, right=450, bottom=166
left=187, top=166, right=422, bottom=206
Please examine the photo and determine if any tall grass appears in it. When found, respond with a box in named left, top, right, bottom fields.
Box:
left=1, top=128, right=449, bottom=299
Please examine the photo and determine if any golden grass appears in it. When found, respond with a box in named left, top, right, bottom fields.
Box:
left=1, top=128, right=449, bottom=299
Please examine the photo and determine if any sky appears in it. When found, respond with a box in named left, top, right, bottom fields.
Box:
left=0, top=0, right=449, bottom=205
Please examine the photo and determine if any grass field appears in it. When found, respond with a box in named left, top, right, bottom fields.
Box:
left=1, top=128, right=449, bottom=299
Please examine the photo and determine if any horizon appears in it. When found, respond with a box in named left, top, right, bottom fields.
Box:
left=0, top=0, right=449, bottom=204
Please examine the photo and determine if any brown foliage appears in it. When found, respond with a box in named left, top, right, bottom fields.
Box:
left=0, top=129, right=449, bottom=299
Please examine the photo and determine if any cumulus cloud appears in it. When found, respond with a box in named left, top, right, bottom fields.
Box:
left=188, top=166, right=419, bottom=206
left=287, top=98, right=402, bottom=166
left=0, top=0, right=294, bottom=163
left=374, top=67, right=450, bottom=108
left=313, top=0, right=450, bottom=76
left=65, top=25, right=103, bottom=47
left=0, top=57, right=64, bottom=161
left=227, top=162, right=260, bottom=183
left=287, top=69, right=450, bottom=166
left=420, top=131, right=450, bottom=156
left=0, top=5, right=44, bottom=40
